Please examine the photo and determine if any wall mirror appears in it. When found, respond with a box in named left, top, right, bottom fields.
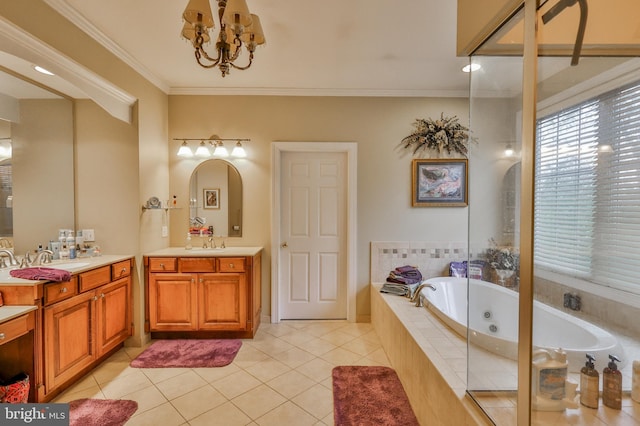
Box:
left=0, top=68, right=75, bottom=253
left=189, top=159, right=242, bottom=237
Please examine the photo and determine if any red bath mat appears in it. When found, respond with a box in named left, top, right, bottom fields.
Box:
left=332, top=366, right=419, bottom=426
left=130, top=339, right=242, bottom=368
left=69, top=398, right=137, bottom=426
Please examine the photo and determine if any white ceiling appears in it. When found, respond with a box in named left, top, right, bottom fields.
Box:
left=41, top=0, right=473, bottom=98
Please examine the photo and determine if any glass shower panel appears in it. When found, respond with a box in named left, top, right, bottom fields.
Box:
left=532, top=54, right=640, bottom=419
left=467, top=52, right=524, bottom=425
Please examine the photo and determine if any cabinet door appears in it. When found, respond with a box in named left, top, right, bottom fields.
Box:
left=44, top=291, right=96, bottom=392
left=149, top=273, right=198, bottom=330
left=198, top=273, right=247, bottom=330
left=96, top=276, right=131, bottom=356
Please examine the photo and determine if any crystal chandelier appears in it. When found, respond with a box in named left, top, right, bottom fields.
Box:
left=181, top=0, right=266, bottom=77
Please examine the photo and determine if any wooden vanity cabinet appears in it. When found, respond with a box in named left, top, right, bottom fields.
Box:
left=43, top=259, right=132, bottom=396
left=146, top=252, right=260, bottom=338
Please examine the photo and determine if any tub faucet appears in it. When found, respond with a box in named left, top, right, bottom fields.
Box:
left=0, top=249, right=18, bottom=268
left=410, top=283, right=436, bottom=307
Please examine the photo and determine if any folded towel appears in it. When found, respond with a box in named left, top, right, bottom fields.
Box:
left=10, top=267, right=72, bottom=282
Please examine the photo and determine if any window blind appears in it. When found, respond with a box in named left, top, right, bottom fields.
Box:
left=535, top=80, right=640, bottom=292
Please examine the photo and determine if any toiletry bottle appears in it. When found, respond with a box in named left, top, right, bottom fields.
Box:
left=185, top=232, right=192, bottom=250
left=67, top=231, right=76, bottom=259
left=632, top=360, right=640, bottom=403
left=603, top=354, right=622, bottom=409
left=532, top=348, right=568, bottom=409
left=59, top=243, right=70, bottom=260
left=580, top=353, right=599, bottom=409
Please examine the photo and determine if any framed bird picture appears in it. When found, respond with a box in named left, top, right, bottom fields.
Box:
left=412, top=159, right=468, bottom=207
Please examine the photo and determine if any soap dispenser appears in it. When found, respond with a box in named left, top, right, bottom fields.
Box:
left=603, top=354, right=622, bottom=409
left=580, top=353, right=599, bottom=409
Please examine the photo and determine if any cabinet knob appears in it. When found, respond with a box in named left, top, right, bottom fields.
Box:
left=160, top=263, right=165, bottom=269
left=281, top=242, right=288, bottom=248
left=121, top=267, right=127, bottom=275
left=229, top=263, right=235, bottom=269
left=100, top=293, right=105, bottom=299
left=0, top=333, right=5, bottom=340
left=60, top=287, right=67, bottom=293
left=92, top=296, right=98, bottom=301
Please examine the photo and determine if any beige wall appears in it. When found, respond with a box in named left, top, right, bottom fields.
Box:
left=168, top=95, right=476, bottom=319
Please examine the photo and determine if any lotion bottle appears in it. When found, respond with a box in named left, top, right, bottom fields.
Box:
left=185, top=232, right=192, bottom=250
left=603, top=354, right=622, bottom=409
left=580, top=353, right=599, bottom=409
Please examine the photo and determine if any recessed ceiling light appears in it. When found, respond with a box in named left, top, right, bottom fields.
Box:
left=34, top=65, right=54, bottom=76
left=462, top=63, right=481, bottom=73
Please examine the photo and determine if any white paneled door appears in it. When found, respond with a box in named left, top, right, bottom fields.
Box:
left=279, top=151, right=347, bottom=319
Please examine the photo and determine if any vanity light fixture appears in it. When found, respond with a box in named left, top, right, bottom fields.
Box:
left=174, top=136, right=249, bottom=158
left=504, top=143, right=515, bottom=157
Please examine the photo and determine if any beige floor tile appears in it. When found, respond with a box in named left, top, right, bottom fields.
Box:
left=211, top=370, right=262, bottom=399
left=295, top=357, right=336, bottom=383
left=189, top=401, right=252, bottom=426
left=319, top=330, right=356, bottom=346
left=140, top=367, right=190, bottom=384
left=155, top=370, right=208, bottom=400
left=340, top=337, right=381, bottom=356
left=291, top=383, right=334, bottom=419
left=122, top=384, right=168, bottom=415
left=336, top=322, right=374, bottom=337
left=244, top=357, right=291, bottom=382
left=319, top=347, right=362, bottom=365
left=125, top=401, right=186, bottom=426
left=266, top=370, right=316, bottom=399
left=53, top=384, right=105, bottom=403
left=277, top=346, right=318, bottom=369
left=91, top=360, right=138, bottom=385
left=100, top=370, right=154, bottom=399
left=320, top=411, right=335, bottom=425
left=232, top=384, right=287, bottom=419
left=302, top=338, right=338, bottom=356
left=232, top=345, right=272, bottom=369
left=170, top=384, right=227, bottom=420
left=192, top=363, right=241, bottom=383
left=255, top=401, right=318, bottom=426
left=56, top=373, right=98, bottom=395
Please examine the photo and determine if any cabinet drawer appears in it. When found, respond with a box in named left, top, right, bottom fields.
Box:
left=112, top=259, right=131, bottom=279
left=44, top=277, right=78, bottom=305
left=79, top=266, right=111, bottom=293
left=218, top=257, right=245, bottom=272
left=180, top=258, right=215, bottom=273
left=0, top=312, right=34, bottom=345
left=149, top=258, right=177, bottom=272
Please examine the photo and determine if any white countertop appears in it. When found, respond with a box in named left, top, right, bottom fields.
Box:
left=144, top=247, right=263, bottom=257
left=0, top=254, right=134, bottom=286
left=0, top=305, right=37, bottom=323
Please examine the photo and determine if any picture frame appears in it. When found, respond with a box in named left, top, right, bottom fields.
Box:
left=412, top=159, right=468, bottom=207
left=203, top=188, right=220, bottom=209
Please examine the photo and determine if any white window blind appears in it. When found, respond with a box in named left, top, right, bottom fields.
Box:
left=535, top=80, right=640, bottom=292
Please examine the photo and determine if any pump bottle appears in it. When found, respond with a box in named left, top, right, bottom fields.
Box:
left=580, top=353, right=599, bottom=409
left=603, top=354, right=622, bottom=409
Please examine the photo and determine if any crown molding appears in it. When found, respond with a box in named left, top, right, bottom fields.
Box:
left=0, top=15, right=136, bottom=123
left=43, top=0, right=169, bottom=94
left=168, top=86, right=470, bottom=98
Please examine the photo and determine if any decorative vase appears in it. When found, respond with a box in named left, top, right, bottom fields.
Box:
left=495, top=269, right=515, bottom=287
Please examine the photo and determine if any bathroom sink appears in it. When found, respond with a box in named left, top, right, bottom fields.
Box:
left=48, top=262, right=91, bottom=270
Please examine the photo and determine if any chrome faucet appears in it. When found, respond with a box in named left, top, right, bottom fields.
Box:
left=33, top=250, right=54, bottom=266
left=0, top=249, right=18, bottom=268
left=410, top=283, right=436, bottom=307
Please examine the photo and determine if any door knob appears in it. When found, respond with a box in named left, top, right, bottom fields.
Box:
left=281, top=242, right=288, bottom=248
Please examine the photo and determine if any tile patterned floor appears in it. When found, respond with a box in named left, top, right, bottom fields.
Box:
left=52, top=321, right=391, bottom=426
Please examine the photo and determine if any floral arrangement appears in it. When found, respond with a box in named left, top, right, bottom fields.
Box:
left=401, top=113, right=472, bottom=156
left=484, top=238, right=519, bottom=271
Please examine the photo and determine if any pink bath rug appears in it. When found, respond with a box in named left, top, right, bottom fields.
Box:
left=130, top=339, right=242, bottom=368
left=69, top=398, right=137, bottom=426
left=332, top=366, right=419, bottom=426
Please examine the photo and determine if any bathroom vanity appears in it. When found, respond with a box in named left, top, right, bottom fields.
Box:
left=0, top=255, right=134, bottom=402
left=143, top=247, right=262, bottom=339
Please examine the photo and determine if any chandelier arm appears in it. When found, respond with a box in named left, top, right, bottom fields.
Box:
left=228, top=52, right=254, bottom=71
left=227, top=38, right=243, bottom=62
left=195, top=48, right=222, bottom=68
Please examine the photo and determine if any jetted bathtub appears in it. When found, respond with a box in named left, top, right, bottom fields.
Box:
left=417, top=276, right=626, bottom=372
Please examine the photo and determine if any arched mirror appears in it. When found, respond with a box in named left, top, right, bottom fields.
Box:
left=188, top=159, right=242, bottom=237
